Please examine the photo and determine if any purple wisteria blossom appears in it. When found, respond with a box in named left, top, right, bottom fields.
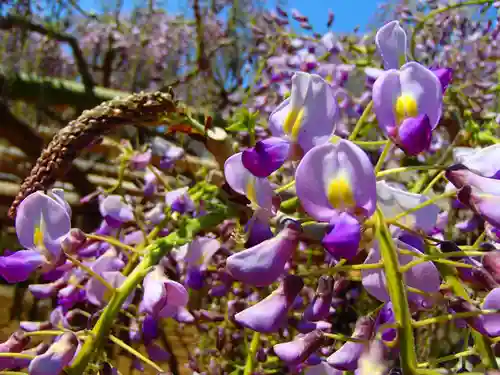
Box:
left=0, top=190, right=72, bottom=283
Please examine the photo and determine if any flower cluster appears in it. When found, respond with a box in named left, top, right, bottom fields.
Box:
left=2, top=3, right=500, bottom=375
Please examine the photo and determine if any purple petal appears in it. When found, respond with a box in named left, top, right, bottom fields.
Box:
left=327, top=342, right=366, bottom=371
left=397, top=114, right=432, bottom=155
left=431, top=67, right=453, bottom=94
left=245, top=211, right=274, bottom=248
left=322, top=213, right=361, bottom=261
left=235, top=275, right=303, bottom=333
left=362, top=241, right=441, bottom=304
left=0, top=250, right=45, bottom=283
left=296, top=141, right=376, bottom=222
left=399, top=62, right=442, bottom=129
left=242, top=137, right=291, bottom=177
left=376, top=181, right=439, bottom=232
left=142, top=266, right=189, bottom=316
left=457, top=144, right=500, bottom=178
left=130, top=149, right=152, bottom=170
left=226, top=226, right=300, bottom=286
left=304, top=276, right=334, bottom=322
left=99, top=195, right=134, bottom=227
left=86, top=271, right=133, bottom=307
left=482, top=287, right=500, bottom=336
left=268, top=72, right=338, bottom=153
left=327, top=317, right=373, bottom=371
left=146, top=343, right=170, bottom=362
left=273, top=330, right=324, bottom=364
left=224, top=153, right=274, bottom=210
left=372, top=69, right=401, bottom=135
left=28, top=333, right=78, bottom=375
left=15, top=191, right=71, bottom=260
left=375, top=21, right=407, bottom=70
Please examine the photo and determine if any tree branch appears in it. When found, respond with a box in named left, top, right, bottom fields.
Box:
left=0, top=15, right=95, bottom=94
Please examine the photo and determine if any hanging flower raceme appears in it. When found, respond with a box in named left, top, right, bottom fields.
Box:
left=373, top=21, right=443, bottom=155
left=295, top=140, right=377, bottom=260
left=242, top=72, right=338, bottom=178
left=0, top=190, right=72, bottom=283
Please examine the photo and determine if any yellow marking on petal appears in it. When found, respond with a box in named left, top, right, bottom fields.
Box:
left=283, top=107, right=305, bottom=141
left=394, top=94, right=418, bottom=124
left=326, top=74, right=333, bottom=83
left=246, top=178, right=258, bottom=205
left=34, top=226, right=44, bottom=248
left=327, top=173, right=355, bottom=210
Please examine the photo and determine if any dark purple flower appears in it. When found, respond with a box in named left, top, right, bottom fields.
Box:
left=226, top=225, right=300, bottom=286
left=273, top=330, right=325, bottom=364
left=431, top=67, right=453, bottom=93
left=242, top=137, right=291, bottom=177
left=235, top=275, right=304, bottom=333
left=322, top=213, right=361, bottom=261
left=303, top=276, right=334, bottom=322
left=140, top=265, right=189, bottom=317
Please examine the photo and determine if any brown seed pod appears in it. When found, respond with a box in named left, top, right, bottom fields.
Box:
left=8, top=90, right=178, bottom=219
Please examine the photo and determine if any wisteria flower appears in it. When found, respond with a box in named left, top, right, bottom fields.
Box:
left=226, top=223, right=300, bottom=286
left=269, top=72, right=338, bottom=155
left=99, top=195, right=134, bottom=228
left=446, top=165, right=500, bottom=228
left=224, top=152, right=274, bottom=210
left=235, top=275, right=304, bottom=333
left=140, top=265, right=189, bottom=317
left=372, top=62, right=442, bottom=155
left=0, top=190, right=72, bottom=283
left=295, top=140, right=377, bottom=222
left=327, top=316, right=373, bottom=371
left=376, top=20, right=407, bottom=70
left=173, top=236, right=220, bottom=289
left=165, top=187, right=196, bottom=214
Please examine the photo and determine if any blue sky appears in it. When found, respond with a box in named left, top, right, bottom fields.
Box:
left=81, top=0, right=382, bottom=33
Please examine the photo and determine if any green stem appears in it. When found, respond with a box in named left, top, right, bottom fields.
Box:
left=243, top=332, right=261, bottom=375
left=349, top=100, right=373, bottom=140
left=418, top=349, right=475, bottom=368
left=386, top=191, right=455, bottom=224
left=66, top=210, right=231, bottom=374
left=109, top=334, right=164, bottom=372
left=374, top=141, right=392, bottom=175
left=376, top=207, right=417, bottom=375
left=413, top=309, right=500, bottom=328
left=376, top=165, right=446, bottom=178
